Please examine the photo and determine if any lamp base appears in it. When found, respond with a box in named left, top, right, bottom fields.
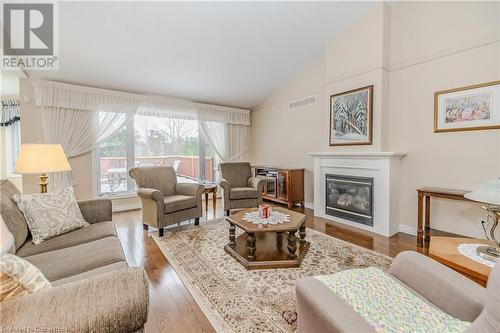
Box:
left=39, top=173, right=48, bottom=193
left=477, top=245, right=499, bottom=262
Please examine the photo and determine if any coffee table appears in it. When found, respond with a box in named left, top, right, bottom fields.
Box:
left=224, top=207, right=309, bottom=269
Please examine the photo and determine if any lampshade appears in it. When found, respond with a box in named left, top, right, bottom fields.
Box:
left=464, top=179, right=500, bottom=206
left=14, top=144, right=71, bottom=174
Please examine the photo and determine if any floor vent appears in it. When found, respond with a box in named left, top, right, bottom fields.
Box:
left=288, top=95, right=316, bottom=110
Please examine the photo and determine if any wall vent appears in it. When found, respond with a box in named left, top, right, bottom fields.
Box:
left=288, top=95, right=316, bottom=110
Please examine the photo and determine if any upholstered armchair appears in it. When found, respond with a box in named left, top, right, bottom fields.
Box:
left=219, top=162, right=265, bottom=216
left=296, top=251, right=499, bottom=333
left=129, top=166, right=204, bottom=236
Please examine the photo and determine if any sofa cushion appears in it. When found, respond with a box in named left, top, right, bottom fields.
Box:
left=16, top=221, right=116, bottom=258
left=163, top=195, right=197, bottom=213
left=315, top=267, right=470, bottom=333
left=51, top=261, right=128, bottom=287
left=220, top=162, right=252, bottom=188
left=0, top=180, right=28, bottom=251
left=0, top=253, right=51, bottom=302
left=13, top=187, right=89, bottom=245
left=0, top=215, right=15, bottom=254
left=129, top=166, right=177, bottom=197
left=230, top=187, right=258, bottom=200
left=23, top=237, right=125, bottom=282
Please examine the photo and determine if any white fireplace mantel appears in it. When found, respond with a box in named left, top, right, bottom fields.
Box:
left=310, top=151, right=406, bottom=237
left=309, top=152, right=407, bottom=157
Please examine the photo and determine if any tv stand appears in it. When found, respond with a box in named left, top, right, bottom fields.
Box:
left=253, top=166, right=304, bottom=209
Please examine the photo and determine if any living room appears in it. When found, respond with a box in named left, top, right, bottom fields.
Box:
left=1, top=1, right=499, bottom=332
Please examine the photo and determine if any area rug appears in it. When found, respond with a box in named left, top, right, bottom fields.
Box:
left=152, top=218, right=392, bottom=333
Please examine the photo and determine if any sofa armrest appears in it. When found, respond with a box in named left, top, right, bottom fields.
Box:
left=389, top=251, right=486, bottom=321
left=219, top=179, right=230, bottom=210
left=219, top=178, right=230, bottom=190
left=248, top=176, right=265, bottom=192
left=137, top=188, right=163, bottom=202
left=0, top=267, right=149, bottom=332
left=78, top=198, right=112, bottom=224
left=296, top=277, right=375, bottom=333
left=175, top=183, right=204, bottom=198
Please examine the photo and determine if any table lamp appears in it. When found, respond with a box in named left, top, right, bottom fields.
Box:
left=14, top=144, right=71, bottom=193
left=465, top=178, right=500, bottom=262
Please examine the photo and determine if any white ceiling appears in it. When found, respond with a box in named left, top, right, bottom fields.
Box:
left=28, top=1, right=375, bottom=109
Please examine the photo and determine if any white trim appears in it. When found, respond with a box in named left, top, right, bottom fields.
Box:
left=304, top=202, right=314, bottom=210
left=112, top=202, right=141, bottom=212
left=309, top=152, right=407, bottom=157
left=398, top=225, right=417, bottom=236
left=390, top=33, right=500, bottom=72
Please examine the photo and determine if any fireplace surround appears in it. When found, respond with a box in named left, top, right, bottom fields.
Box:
left=310, top=152, right=406, bottom=237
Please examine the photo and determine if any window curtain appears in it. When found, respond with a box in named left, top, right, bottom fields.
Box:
left=31, top=79, right=251, bottom=190
left=40, top=107, right=134, bottom=189
left=1, top=100, right=21, bottom=176
left=32, top=81, right=138, bottom=190
left=1, top=100, right=20, bottom=127
left=199, top=120, right=248, bottom=163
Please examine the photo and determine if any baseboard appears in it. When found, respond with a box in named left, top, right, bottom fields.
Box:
left=304, top=202, right=314, bottom=210
left=399, top=225, right=417, bottom=236
left=112, top=202, right=141, bottom=212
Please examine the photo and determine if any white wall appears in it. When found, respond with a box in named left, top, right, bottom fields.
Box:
left=250, top=1, right=500, bottom=237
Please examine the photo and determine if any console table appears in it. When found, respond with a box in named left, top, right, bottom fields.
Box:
left=417, top=187, right=472, bottom=246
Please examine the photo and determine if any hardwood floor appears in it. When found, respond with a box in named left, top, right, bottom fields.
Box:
left=113, top=199, right=452, bottom=333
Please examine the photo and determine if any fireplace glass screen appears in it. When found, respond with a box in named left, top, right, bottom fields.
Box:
left=325, top=174, right=374, bottom=226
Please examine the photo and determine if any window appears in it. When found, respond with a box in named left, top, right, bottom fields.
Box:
left=96, top=115, right=218, bottom=196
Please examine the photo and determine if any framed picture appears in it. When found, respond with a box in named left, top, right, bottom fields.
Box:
left=330, top=85, right=373, bottom=146
left=434, top=80, right=500, bottom=133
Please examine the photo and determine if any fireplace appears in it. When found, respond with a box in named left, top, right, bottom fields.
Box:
left=325, top=174, right=374, bottom=226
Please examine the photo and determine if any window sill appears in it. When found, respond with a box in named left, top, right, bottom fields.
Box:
left=98, top=192, right=137, bottom=200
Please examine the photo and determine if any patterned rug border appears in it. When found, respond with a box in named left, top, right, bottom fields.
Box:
left=152, top=219, right=394, bottom=332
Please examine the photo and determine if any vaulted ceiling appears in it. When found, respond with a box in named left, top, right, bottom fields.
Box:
left=27, top=1, right=375, bottom=109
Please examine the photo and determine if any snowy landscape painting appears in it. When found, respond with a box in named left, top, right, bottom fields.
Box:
left=330, top=85, right=373, bottom=146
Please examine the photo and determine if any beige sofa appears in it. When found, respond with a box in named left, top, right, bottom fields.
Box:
left=0, top=179, right=149, bottom=332
left=296, top=251, right=499, bottom=333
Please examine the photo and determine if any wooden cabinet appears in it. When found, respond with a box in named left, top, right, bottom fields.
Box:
left=254, top=166, right=304, bottom=209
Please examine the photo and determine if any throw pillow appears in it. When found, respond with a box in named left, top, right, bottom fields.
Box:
left=0, top=253, right=51, bottom=302
left=13, top=187, right=89, bottom=244
left=0, top=215, right=15, bottom=254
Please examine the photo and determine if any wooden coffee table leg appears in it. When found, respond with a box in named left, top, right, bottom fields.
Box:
left=299, top=225, right=306, bottom=244
left=287, top=231, right=298, bottom=259
left=247, top=233, right=256, bottom=260
left=276, top=232, right=283, bottom=248
left=229, top=223, right=235, bottom=246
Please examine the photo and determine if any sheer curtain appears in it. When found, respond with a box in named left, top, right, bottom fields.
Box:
left=41, top=107, right=134, bottom=189
left=31, top=79, right=251, bottom=189
left=199, top=121, right=248, bottom=161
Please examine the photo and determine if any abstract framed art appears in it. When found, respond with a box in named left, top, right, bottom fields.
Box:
left=329, top=85, right=373, bottom=146
left=434, top=81, right=500, bottom=133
